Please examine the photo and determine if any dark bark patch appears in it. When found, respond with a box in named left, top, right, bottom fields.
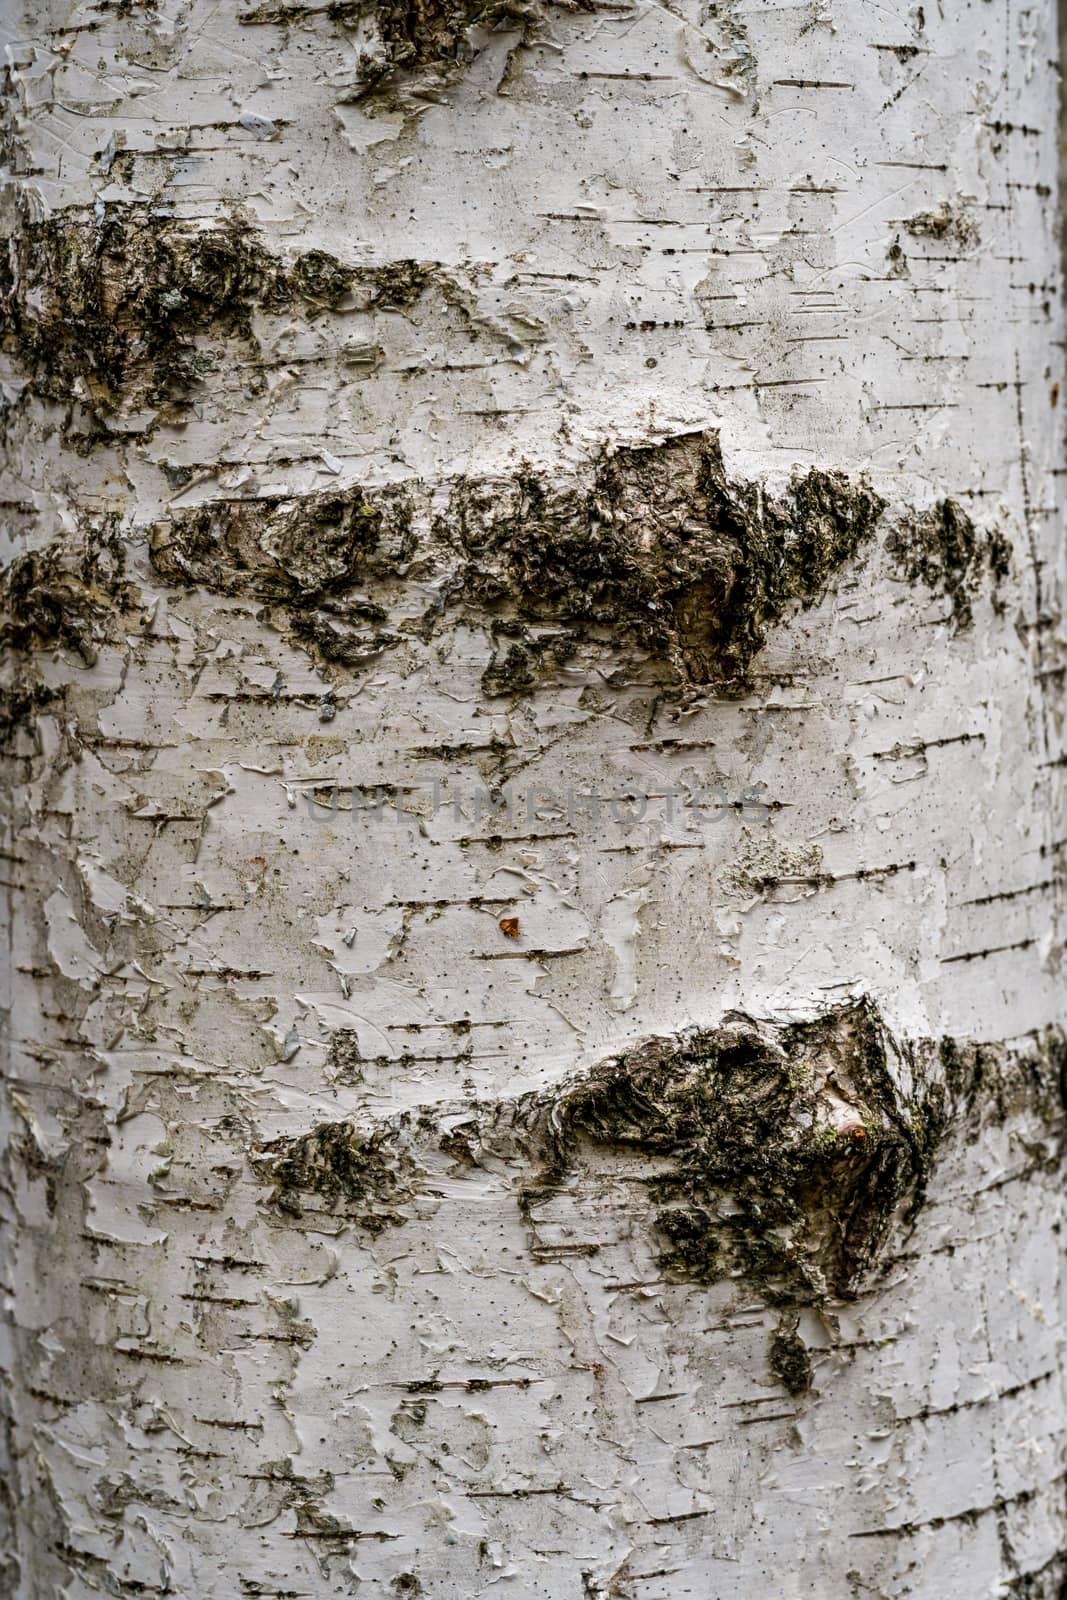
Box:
left=248, top=1004, right=1065, bottom=1391
left=238, top=0, right=554, bottom=108
left=769, top=1315, right=812, bottom=1394
left=902, top=199, right=980, bottom=251
left=148, top=481, right=416, bottom=669
left=0, top=681, right=61, bottom=753
left=447, top=432, right=885, bottom=687
left=0, top=203, right=432, bottom=430
left=148, top=484, right=415, bottom=602
left=144, top=433, right=1012, bottom=688
left=885, top=498, right=1012, bottom=626
left=999, top=1553, right=1067, bottom=1598
left=148, top=430, right=886, bottom=691
left=537, top=998, right=936, bottom=1303
left=250, top=1116, right=424, bottom=1231
left=0, top=518, right=134, bottom=664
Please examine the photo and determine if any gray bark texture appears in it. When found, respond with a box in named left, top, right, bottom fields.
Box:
left=1, top=0, right=1066, bottom=1596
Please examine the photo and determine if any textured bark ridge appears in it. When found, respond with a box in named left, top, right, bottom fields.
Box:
left=0, top=198, right=1019, bottom=692
left=252, top=1001, right=1066, bottom=1392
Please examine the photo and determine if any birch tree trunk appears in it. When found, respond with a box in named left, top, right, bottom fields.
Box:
left=2, top=0, right=1066, bottom=1595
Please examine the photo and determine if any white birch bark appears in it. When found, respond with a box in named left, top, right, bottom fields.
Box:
left=1, top=0, right=1066, bottom=1595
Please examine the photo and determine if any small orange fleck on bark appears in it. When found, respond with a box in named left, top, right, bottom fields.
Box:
left=498, top=916, right=520, bottom=938
left=839, top=1120, right=867, bottom=1142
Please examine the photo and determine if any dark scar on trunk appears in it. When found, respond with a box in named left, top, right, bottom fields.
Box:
left=139, top=431, right=1009, bottom=693
left=248, top=1000, right=1067, bottom=1392
left=236, top=0, right=568, bottom=110
left=0, top=427, right=1013, bottom=710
